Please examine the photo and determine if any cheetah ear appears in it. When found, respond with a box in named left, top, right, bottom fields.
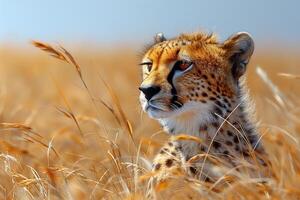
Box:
left=222, top=32, right=254, bottom=79
left=154, top=32, right=166, bottom=43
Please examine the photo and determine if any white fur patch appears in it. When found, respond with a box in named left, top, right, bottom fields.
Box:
left=157, top=101, right=215, bottom=136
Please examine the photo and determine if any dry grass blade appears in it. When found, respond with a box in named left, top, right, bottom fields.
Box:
left=55, top=106, right=72, bottom=119
left=32, top=40, right=118, bottom=128
left=99, top=75, right=135, bottom=144
left=23, top=133, right=60, bottom=157
left=0, top=117, right=59, bottom=158
left=51, top=76, right=84, bottom=137
left=256, top=66, right=293, bottom=108
left=95, top=98, right=116, bottom=117
left=172, top=134, right=203, bottom=143
left=278, top=73, right=300, bottom=79
left=55, top=106, right=83, bottom=137
left=138, top=171, right=159, bottom=182
left=187, top=153, right=222, bottom=165
left=0, top=140, right=30, bottom=156
left=0, top=122, right=42, bottom=138
left=32, top=40, right=81, bottom=78
left=32, top=41, right=68, bottom=62
left=58, top=46, right=82, bottom=78
left=0, top=122, right=32, bottom=131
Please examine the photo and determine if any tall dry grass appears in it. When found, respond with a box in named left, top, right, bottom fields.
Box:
left=0, top=41, right=299, bottom=199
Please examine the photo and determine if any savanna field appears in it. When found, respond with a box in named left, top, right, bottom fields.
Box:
left=0, top=41, right=299, bottom=199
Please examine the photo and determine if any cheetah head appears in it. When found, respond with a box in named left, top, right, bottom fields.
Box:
left=139, top=32, right=254, bottom=126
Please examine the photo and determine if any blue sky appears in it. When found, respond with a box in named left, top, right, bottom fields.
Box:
left=1, top=0, right=299, bottom=45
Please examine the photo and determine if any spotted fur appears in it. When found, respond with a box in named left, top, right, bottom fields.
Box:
left=139, top=31, right=270, bottom=196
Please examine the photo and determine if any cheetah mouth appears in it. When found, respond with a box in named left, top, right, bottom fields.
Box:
left=146, top=102, right=167, bottom=112
left=140, top=93, right=181, bottom=118
left=144, top=99, right=182, bottom=119
left=146, top=106, right=172, bottom=119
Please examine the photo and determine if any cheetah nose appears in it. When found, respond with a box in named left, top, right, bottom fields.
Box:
left=139, top=85, right=161, bottom=101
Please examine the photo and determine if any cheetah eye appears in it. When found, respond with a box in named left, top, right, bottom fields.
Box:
left=140, top=62, right=152, bottom=72
left=174, top=60, right=193, bottom=71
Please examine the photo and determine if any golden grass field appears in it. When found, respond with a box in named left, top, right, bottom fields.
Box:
left=0, top=41, right=299, bottom=199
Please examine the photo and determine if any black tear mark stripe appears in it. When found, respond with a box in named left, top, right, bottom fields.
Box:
left=167, top=64, right=182, bottom=109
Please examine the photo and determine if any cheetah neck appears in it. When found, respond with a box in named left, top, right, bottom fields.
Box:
left=158, top=87, right=259, bottom=150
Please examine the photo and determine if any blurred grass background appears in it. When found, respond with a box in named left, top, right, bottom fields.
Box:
left=1, top=0, right=300, bottom=199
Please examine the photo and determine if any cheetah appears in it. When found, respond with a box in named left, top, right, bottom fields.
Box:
left=139, top=31, right=271, bottom=196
